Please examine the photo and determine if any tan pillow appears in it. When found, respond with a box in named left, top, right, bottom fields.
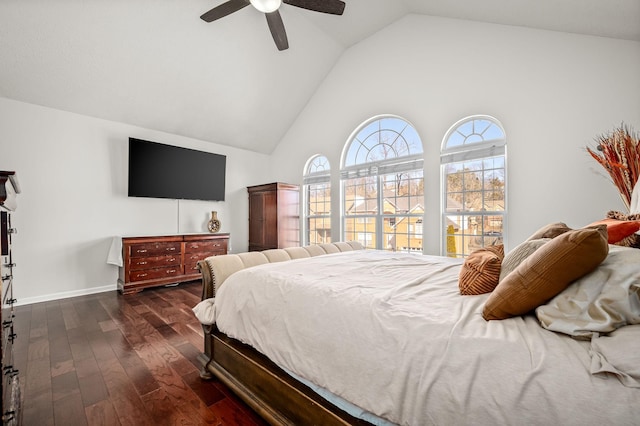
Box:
left=459, top=245, right=504, bottom=295
left=483, top=225, right=609, bottom=320
left=527, top=222, right=572, bottom=241
left=498, top=238, right=550, bottom=282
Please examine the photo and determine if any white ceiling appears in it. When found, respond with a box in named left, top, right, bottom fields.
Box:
left=1, top=0, right=639, bottom=154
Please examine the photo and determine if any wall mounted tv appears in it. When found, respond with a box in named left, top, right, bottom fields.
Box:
left=128, top=138, right=226, bottom=201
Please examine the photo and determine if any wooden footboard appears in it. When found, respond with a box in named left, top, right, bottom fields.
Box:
left=199, top=327, right=371, bottom=426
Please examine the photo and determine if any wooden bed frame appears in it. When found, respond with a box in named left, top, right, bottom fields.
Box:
left=197, top=325, right=370, bottom=425
left=195, top=243, right=372, bottom=425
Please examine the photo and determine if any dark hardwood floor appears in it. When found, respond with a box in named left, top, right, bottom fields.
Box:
left=13, top=281, right=268, bottom=425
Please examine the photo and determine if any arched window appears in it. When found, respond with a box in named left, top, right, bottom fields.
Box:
left=303, top=155, right=331, bottom=245
left=341, top=115, right=424, bottom=251
left=441, top=115, right=506, bottom=257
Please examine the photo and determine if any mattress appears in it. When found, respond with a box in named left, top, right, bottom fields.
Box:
left=213, top=250, right=640, bottom=425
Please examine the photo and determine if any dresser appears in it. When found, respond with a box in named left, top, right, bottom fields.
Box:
left=0, top=171, right=21, bottom=425
left=118, top=233, right=229, bottom=295
left=247, top=182, right=299, bottom=251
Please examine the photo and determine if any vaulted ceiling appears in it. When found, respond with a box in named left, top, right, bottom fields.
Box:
left=1, top=0, right=638, bottom=154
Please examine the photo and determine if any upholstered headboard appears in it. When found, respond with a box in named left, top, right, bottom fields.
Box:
left=196, top=241, right=365, bottom=301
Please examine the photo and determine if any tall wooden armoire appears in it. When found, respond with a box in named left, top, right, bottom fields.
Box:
left=247, top=182, right=299, bottom=251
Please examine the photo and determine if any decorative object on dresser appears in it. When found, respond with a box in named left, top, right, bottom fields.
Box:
left=248, top=182, right=299, bottom=251
left=207, top=211, right=221, bottom=233
left=118, top=233, right=229, bottom=295
left=0, top=171, right=21, bottom=425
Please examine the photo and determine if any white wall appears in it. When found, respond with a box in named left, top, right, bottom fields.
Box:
left=0, top=98, right=270, bottom=304
left=270, top=14, right=640, bottom=254
left=2, top=15, right=639, bottom=304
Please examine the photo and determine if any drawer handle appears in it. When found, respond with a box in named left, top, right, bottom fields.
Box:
left=137, top=261, right=148, bottom=265
left=191, top=245, right=200, bottom=249
left=167, top=269, right=177, bottom=274
left=136, top=249, right=148, bottom=253
left=167, top=258, right=176, bottom=262
left=3, top=366, right=18, bottom=377
left=138, top=273, right=148, bottom=278
left=166, top=247, right=176, bottom=251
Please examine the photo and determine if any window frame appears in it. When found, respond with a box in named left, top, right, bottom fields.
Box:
left=341, top=115, right=425, bottom=252
left=440, top=115, right=507, bottom=257
left=303, top=155, right=332, bottom=245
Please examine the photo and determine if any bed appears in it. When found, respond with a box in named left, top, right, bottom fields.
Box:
left=193, top=230, right=640, bottom=425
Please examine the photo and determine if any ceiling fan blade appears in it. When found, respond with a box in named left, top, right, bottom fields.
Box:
left=265, top=11, right=289, bottom=51
left=283, top=0, right=345, bottom=15
left=200, top=0, right=250, bottom=22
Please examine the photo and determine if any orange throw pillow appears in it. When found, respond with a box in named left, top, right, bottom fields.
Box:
left=482, top=225, right=609, bottom=320
left=459, top=245, right=504, bottom=295
left=587, top=218, right=640, bottom=244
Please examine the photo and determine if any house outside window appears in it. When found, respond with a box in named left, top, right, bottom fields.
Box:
left=441, top=115, right=506, bottom=257
left=303, top=155, right=331, bottom=245
left=341, top=115, right=424, bottom=252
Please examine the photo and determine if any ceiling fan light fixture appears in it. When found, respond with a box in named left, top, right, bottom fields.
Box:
left=250, top=0, right=282, bottom=13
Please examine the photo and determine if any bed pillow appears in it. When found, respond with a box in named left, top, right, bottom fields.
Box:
left=526, top=222, right=572, bottom=241
left=483, top=225, right=609, bottom=321
left=498, top=238, right=550, bottom=282
left=458, top=245, right=504, bottom=295
left=537, top=245, right=640, bottom=337
left=587, top=217, right=640, bottom=245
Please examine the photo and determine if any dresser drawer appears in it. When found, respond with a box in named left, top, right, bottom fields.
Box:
left=184, top=240, right=227, bottom=253
left=129, top=242, right=181, bottom=257
left=2, top=327, right=13, bottom=372
left=184, top=252, right=214, bottom=274
left=3, top=373, right=20, bottom=425
left=128, top=254, right=181, bottom=271
left=2, top=276, right=13, bottom=307
left=129, top=267, right=182, bottom=282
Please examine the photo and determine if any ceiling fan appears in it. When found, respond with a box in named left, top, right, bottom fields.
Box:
left=200, top=0, right=346, bottom=51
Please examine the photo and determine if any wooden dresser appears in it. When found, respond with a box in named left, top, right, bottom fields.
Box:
left=118, top=233, right=229, bottom=295
left=0, top=171, right=21, bottom=425
left=248, top=183, right=300, bottom=251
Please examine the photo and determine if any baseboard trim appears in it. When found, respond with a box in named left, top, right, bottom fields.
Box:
left=15, top=284, right=117, bottom=306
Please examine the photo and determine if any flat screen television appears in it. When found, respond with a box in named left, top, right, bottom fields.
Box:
left=128, top=138, right=226, bottom=201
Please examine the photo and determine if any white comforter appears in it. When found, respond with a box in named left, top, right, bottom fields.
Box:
left=214, top=250, right=639, bottom=425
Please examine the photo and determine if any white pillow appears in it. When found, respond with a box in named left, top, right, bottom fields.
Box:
left=536, top=246, right=640, bottom=337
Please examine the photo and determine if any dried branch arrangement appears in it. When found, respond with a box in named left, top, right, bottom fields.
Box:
left=587, top=123, right=640, bottom=211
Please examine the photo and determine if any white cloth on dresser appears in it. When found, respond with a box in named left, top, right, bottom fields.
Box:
left=106, top=236, right=123, bottom=266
